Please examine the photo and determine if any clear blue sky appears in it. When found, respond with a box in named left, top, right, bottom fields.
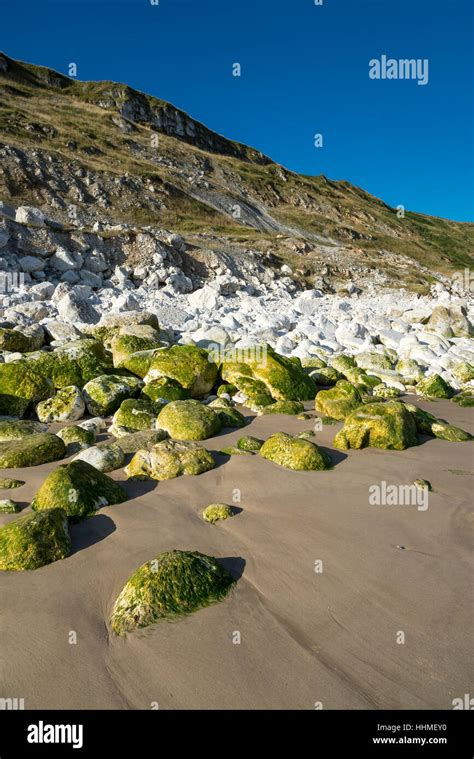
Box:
left=2, top=0, right=473, bottom=221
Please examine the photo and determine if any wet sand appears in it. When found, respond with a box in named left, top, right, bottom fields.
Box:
left=0, top=397, right=473, bottom=709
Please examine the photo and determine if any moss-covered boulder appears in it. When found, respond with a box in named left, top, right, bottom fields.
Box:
left=430, top=422, right=472, bottom=442
left=416, top=374, right=454, bottom=399
left=215, top=406, right=246, bottom=429
left=414, top=479, right=432, bottom=492
left=0, top=433, right=65, bottom=468
left=0, top=328, right=34, bottom=353
left=355, top=352, right=393, bottom=372
left=301, top=356, right=327, bottom=370
left=125, top=440, right=215, bottom=481
left=315, top=380, right=362, bottom=420
left=237, top=435, right=263, bottom=452
left=221, top=345, right=316, bottom=401
left=0, top=420, right=47, bottom=441
left=73, top=443, right=125, bottom=473
left=452, top=393, right=474, bottom=408
left=310, top=366, right=341, bottom=386
left=0, top=477, right=24, bottom=489
left=331, top=355, right=355, bottom=373
left=452, top=363, right=474, bottom=384
left=344, top=368, right=381, bottom=391
left=372, top=384, right=401, bottom=399
left=395, top=358, right=424, bottom=384
left=83, top=374, right=142, bottom=417
left=202, top=503, right=235, bottom=524
left=142, top=377, right=189, bottom=403
left=219, top=446, right=252, bottom=455
left=405, top=403, right=472, bottom=443
left=0, top=509, right=70, bottom=570
left=156, top=400, right=221, bottom=441
left=27, top=339, right=112, bottom=389
left=0, top=361, right=53, bottom=417
left=407, top=403, right=472, bottom=441
left=111, top=334, right=161, bottom=370
left=0, top=498, right=20, bottom=513
left=31, top=460, right=127, bottom=522
left=260, top=400, right=305, bottom=415
left=110, top=550, right=235, bottom=635
left=36, top=385, right=85, bottom=423
left=217, top=383, right=237, bottom=397
left=109, top=398, right=156, bottom=437
left=56, top=425, right=95, bottom=454
left=333, top=401, right=418, bottom=450
left=229, top=375, right=274, bottom=408
left=112, top=429, right=168, bottom=454
left=121, top=349, right=157, bottom=379
left=259, top=432, right=332, bottom=470
left=144, top=345, right=218, bottom=398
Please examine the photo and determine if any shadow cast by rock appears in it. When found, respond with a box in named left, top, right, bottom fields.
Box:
left=70, top=513, right=116, bottom=554
left=217, top=555, right=246, bottom=581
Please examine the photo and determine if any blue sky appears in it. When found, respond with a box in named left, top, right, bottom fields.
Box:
left=2, top=0, right=473, bottom=221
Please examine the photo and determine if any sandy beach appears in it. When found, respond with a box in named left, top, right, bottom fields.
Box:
left=0, top=396, right=472, bottom=710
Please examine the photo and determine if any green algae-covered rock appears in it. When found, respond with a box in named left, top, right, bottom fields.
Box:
left=112, top=429, right=168, bottom=455
left=144, top=345, right=218, bottom=398
left=259, top=432, right=332, bottom=471
left=301, top=356, right=327, bottom=370
left=221, top=345, right=316, bottom=401
left=333, top=401, right=418, bottom=451
left=452, top=393, right=474, bottom=407
left=355, top=352, right=393, bottom=372
left=229, top=375, right=274, bottom=408
left=72, top=443, right=125, bottom=473
left=0, top=508, right=70, bottom=570
left=219, top=446, right=252, bottom=455
left=0, top=328, right=33, bottom=353
left=215, top=406, right=246, bottom=429
left=27, top=339, right=112, bottom=389
left=125, top=439, right=215, bottom=481
left=315, top=380, right=362, bottom=420
left=452, top=362, right=474, bottom=384
left=0, top=477, right=24, bottom=489
left=430, top=422, right=472, bottom=442
left=142, top=377, right=189, bottom=403
left=309, top=367, right=341, bottom=386
left=0, top=420, right=47, bottom=441
left=202, top=503, right=234, bottom=524
left=56, top=425, right=95, bottom=454
left=395, top=358, right=424, bottom=384
left=414, top=479, right=432, bottom=492
left=259, top=400, right=304, bottom=416
left=330, top=355, right=355, bottom=373
left=109, top=398, right=156, bottom=437
left=0, top=433, right=65, bottom=468
left=406, top=403, right=472, bottom=440
left=31, top=460, right=127, bottom=522
left=111, top=334, right=161, bottom=370
left=110, top=550, right=235, bottom=635
left=83, top=374, right=142, bottom=417
left=122, top=349, right=157, bottom=379
left=372, top=384, right=401, bottom=399
left=217, top=383, right=237, bottom=397
left=0, top=361, right=53, bottom=417
left=237, top=435, right=263, bottom=452
left=36, top=385, right=85, bottom=423
left=0, top=498, right=20, bottom=513
left=344, top=368, right=381, bottom=391
left=156, top=399, right=221, bottom=441
left=416, top=374, right=454, bottom=399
